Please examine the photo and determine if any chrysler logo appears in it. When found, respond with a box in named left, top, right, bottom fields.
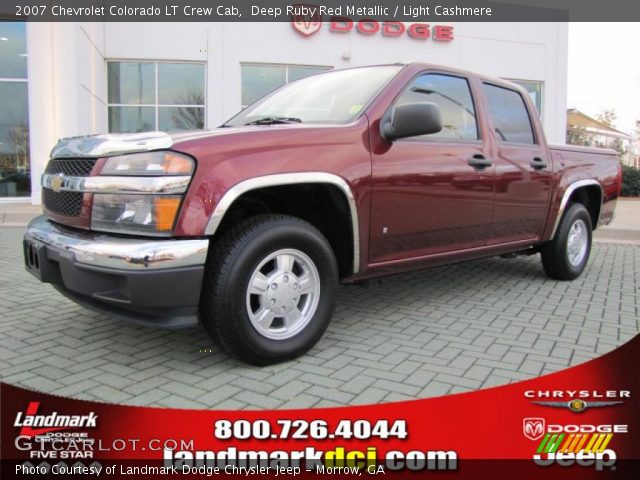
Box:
left=532, top=399, right=624, bottom=413
left=523, top=417, right=545, bottom=441
left=50, top=174, right=64, bottom=193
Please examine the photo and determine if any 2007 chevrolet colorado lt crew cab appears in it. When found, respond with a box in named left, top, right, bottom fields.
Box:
left=24, top=63, right=621, bottom=365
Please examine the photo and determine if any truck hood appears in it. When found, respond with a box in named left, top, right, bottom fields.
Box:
left=169, top=124, right=345, bottom=146
left=50, top=131, right=174, bottom=158
left=168, top=123, right=364, bottom=162
left=49, top=124, right=346, bottom=158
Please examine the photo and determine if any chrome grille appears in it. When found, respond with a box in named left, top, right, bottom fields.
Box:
left=43, top=189, right=84, bottom=217
left=45, top=158, right=97, bottom=177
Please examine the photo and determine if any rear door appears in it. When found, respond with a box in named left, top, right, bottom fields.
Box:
left=481, top=83, right=553, bottom=244
left=370, top=72, right=496, bottom=264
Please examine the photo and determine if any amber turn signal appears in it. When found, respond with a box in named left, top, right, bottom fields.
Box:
left=154, top=197, right=182, bottom=231
left=163, top=153, right=195, bottom=175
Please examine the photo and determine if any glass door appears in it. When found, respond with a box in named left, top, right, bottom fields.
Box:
left=0, top=21, right=30, bottom=198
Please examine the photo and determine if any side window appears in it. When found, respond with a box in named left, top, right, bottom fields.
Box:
left=394, top=73, right=478, bottom=140
left=483, top=84, right=535, bottom=144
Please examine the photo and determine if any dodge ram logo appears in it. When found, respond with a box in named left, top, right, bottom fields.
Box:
left=291, top=5, right=321, bottom=36
left=523, top=418, right=545, bottom=441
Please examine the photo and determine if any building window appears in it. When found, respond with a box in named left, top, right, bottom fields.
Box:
left=241, top=63, right=332, bottom=107
left=107, top=61, right=205, bottom=133
left=0, top=21, right=30, bottom=198
left=509, top=79, right=543, bottom=115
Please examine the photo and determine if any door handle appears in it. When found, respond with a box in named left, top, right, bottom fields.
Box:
left=530, top=157, right=548, bottom=170
left=467, top=154, right=493, bottom=170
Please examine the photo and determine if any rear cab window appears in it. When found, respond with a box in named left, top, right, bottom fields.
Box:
left=483, top=83, right=536, bottom=144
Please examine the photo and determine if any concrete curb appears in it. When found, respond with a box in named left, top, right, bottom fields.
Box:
left=0, top=216, right=36, bottom=228
left=594, top=229, right=640, bottom=244
left=1, top=223, right=30, bottom=228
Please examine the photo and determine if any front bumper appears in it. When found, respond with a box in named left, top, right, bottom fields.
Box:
left=23, top=216, right=209, bottom=327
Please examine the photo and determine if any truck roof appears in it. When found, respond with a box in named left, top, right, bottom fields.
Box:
left=392, top=61, right=529, bottom=93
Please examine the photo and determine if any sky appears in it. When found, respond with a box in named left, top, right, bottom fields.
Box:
left=568, top=23, right=640, bottom=135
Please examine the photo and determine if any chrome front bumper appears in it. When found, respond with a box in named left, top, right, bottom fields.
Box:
left=26, top=215, right=208, bottom=271
left=24, top=216, right=209, bottom=327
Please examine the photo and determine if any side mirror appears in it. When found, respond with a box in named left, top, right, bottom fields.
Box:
left=380, top=102, right=442, bottom=141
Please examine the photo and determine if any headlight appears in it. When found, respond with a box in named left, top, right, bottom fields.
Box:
left=92, top=194, right=182, bottom=236
left=101, top=151, right=194, bottom=176
left=90, top=151, right=194, bottom=236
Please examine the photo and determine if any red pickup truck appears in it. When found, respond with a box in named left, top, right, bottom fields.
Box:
left=24, top=63, right=621, bottom=364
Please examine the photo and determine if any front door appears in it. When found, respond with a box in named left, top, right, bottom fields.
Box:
left=370, top=72, right=495, bottom=264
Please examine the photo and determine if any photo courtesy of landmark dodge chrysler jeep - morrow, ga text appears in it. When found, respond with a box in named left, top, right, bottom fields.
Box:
left=24, top=63, right=621, bottom=365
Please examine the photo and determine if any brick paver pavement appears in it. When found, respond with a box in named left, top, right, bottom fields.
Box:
left=1, top=227, right=638, bottom=409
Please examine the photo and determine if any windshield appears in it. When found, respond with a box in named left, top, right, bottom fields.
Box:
left=224, top=66, right=401, bottom=126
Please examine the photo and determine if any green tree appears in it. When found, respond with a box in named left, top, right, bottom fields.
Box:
left=621, top=164, right=640, bottom=196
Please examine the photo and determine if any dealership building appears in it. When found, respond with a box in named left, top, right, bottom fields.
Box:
left=0, top=21, right=568, bottom=204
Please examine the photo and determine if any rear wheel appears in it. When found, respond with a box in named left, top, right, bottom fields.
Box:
left=541, top=203, right=592, bottom=280
left=200, top=214, right=338, bottom=365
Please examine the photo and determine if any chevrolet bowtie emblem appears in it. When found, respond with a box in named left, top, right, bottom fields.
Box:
left=50, top=174, right=64, bottom=193
left=533, top=399, right=624, bottom=413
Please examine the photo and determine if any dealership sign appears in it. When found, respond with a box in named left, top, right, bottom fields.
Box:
left=291, top=6, right=322, bottom=36
left=291, top=13, right=454, bottom=41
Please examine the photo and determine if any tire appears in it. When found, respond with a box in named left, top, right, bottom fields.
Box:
left=541, top=203, right=592, bottom=280
left=200, top=214, right=338, bottom=365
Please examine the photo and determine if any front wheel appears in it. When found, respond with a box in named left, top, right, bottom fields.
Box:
left=541, top=203, right=592, bottom=280
left=200, top=214, right=338, bottom=365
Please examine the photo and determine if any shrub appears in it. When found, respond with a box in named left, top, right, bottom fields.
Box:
left=620, top=164, right=640, bottom=197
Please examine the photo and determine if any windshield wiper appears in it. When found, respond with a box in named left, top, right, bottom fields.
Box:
left=244, top=116, right=302, bottom=126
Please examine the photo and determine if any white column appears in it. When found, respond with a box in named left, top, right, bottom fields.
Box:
left=27, top=23, right=106, bottom=205
left=27, top=22, right=56, bottom=205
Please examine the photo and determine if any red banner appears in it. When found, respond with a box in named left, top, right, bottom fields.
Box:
left=2, top=335, right=639, bottom=478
